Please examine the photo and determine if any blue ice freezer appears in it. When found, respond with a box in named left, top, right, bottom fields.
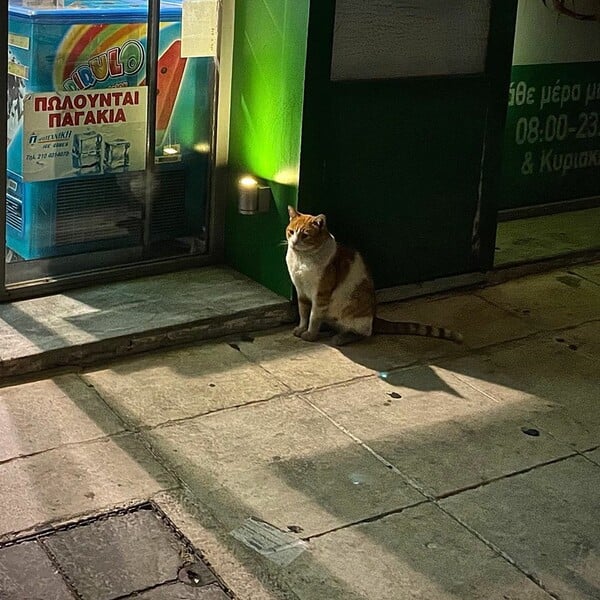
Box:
left=7, top=0, right=214, bottom=260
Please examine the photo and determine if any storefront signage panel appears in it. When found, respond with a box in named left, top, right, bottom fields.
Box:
left=501, top=0, right=600, bottom=208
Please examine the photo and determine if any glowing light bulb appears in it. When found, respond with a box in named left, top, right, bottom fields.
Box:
left=239, top=176, right=258, bottom=188
left=193, top=142, right=211, bottom=153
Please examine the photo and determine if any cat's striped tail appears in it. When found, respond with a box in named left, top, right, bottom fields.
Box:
left=373, top=317, right=463, bottom=344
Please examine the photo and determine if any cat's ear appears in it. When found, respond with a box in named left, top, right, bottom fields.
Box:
left=287, top=205, right=299, bottom=221
left=314, top=214, right=326, bottom=229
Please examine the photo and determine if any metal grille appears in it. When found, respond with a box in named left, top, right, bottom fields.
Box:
left=55, top=175, right=143, bottom=246
left=6, top=195, right=23, bottom=232
left=54, top=170, right=188, bottom=246
left=0, top=501, right=235, bottom=600
left=150, top=169, right=187, bottom=240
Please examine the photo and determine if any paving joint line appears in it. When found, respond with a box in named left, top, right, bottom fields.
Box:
left=303, top=500, right=430, bottom=542
left=0, top=430, right=134, bottom=467
left=140, top=390, right=300, bottom=432
left=438, top=508, right=563, bottom=600
left=38, top=536, right=85, bottom=600
left=75, top=373, right=137, bottom=431
left=299, top=394, right=432, bottom=498
left=0, top=498, right=169, bottom=546
left=435, top=452, right=580, bottom=500
left=236, top=343, right=394, bottom=396
left=472, top=291, right=548, bottom=326
left=579, top=444, right=600, bottom=467
left=110, top=578, right=180, bottom=600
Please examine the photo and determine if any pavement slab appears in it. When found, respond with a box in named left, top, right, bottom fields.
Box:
left=235, top=329, right=374, bottom=391
left=0, top=540, right=74, bottom=600
left=283, top=503, right=553, bottom=600
left=305, top=368, right=573, bottom=497
left=477, top=270, right=600, bottom=330
left=0, top=375, right=125, bottom=462
left=377, top=292, right=538, bottom=350
left=438, top=335, right=600, bottom=451
left=83, top=342, right=288, bottom=428
left=0, top=435, right=176, bottom=537
left=550, top=320, right=600, bottom=362
left=441, top=456, right=600, bottom=600
left=146, top=396, right=424, bottom=537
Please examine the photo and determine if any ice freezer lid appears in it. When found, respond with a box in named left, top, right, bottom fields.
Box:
left=9, top=0, right=182, bottom=21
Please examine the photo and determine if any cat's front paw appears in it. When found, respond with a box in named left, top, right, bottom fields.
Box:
left=300, top=330, right=319, bottom=342
left=293, top=325, right=307, bottom=337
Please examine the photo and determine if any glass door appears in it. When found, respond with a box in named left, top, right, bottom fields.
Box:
left=494, top=0, right=600, bottom=266
left=4, top=0, right=220, bottom=293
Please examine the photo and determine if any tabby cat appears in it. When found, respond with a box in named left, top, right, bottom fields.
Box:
left=285, top=206, right=463, bottom=346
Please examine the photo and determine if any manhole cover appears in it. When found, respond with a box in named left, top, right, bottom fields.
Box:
left=0, top=502, right=233, bottom=600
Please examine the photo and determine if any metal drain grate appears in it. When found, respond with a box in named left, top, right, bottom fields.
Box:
left=0, top=502, right=234, bottom=600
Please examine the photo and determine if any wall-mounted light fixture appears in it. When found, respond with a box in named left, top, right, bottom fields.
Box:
left=238, top=175, right=272, bottom=215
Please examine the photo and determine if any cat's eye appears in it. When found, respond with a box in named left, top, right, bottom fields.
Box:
left=300, top=232, right=308, bottom=239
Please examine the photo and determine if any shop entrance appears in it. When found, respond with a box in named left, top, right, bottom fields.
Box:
left=2, top=0, right=222, bottom=298
left=495, top=0, right=600, bottom=266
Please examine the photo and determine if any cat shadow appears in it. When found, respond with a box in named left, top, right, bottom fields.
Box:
left=322, top=333, right=466, bottom=397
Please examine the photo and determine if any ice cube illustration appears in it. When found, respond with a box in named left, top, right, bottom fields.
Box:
left=103, top=138, right=131, bottom=172
left=72, top=131, right=102, bottom=172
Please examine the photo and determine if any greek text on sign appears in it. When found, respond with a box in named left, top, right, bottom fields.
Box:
left=23, top=87, right=147, bottom=182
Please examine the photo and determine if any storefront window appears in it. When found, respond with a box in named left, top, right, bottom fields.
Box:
left=5, top=0, right=218, bottom=287
left=495, top=0, right=600, bottom=265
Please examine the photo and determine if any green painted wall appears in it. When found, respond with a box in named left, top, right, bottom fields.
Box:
left=224, top=0, right=310, bottom=298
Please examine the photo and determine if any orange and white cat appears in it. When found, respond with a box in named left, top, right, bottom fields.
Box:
left=285, top=206, right=463, bottom=346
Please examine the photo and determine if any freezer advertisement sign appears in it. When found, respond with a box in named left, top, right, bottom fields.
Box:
left=7, top=19, right=196, bottom=181
left=500, top=0, right=600, bottom=209
left=22, top=87, right=147, bottom=182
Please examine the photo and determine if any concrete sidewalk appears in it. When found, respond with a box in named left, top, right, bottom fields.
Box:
left=0, top=262, right=599, bottom=599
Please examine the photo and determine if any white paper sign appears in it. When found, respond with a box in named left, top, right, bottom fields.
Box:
left=181, top=0, right=219, bottom=58
left=22, top=87, right=147, bottom=182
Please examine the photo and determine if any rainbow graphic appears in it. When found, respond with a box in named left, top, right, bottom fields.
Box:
left=52, top=23, right=173, bottom=90
left=51, top=22, right=187, bottom=143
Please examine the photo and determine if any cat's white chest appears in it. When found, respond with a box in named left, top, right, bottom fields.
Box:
left=286, top=249, right=324, bottom=297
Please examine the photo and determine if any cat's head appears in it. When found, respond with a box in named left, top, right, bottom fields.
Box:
left=286, top=206, right=329, bottom=252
